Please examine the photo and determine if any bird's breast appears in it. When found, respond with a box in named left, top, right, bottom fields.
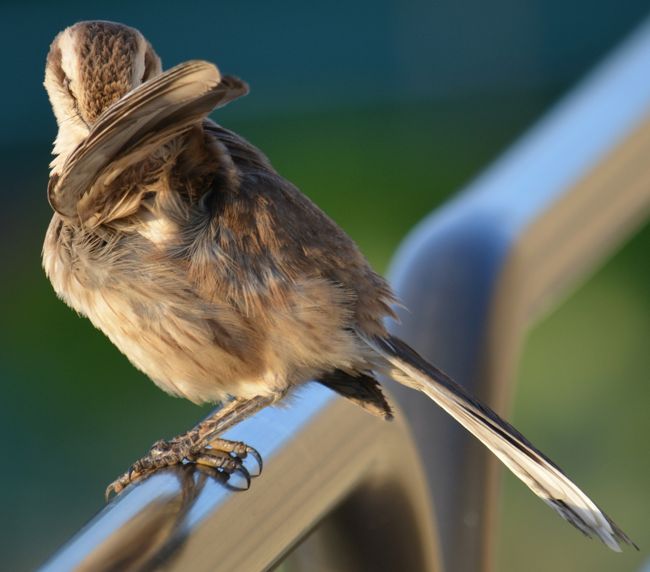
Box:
left=42, top=215, right=367, bottom=404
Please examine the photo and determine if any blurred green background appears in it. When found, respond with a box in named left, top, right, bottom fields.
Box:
left=1, top=2, right=649, bottom=570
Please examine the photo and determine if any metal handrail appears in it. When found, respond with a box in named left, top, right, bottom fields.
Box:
left=387, top=17, right=650, bottom=572
left=41, top=386, right=440, bottom=571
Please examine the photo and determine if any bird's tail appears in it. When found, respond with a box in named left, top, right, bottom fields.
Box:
left=366, top=334, right=636, bottom=552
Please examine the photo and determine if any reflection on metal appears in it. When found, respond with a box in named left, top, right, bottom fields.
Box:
left=40, top=386, right=440, bottom=571
left=387, top=16, right=650, bottom=572
left=75, top=466, right=214, bottom=572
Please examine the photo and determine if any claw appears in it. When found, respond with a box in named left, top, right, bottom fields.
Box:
left=104, top=483, right=116, bottom=501
left=195, top=450, right=251, bottom=489
left=247, top=446, right=263, bottom=475
left=105, top=474, right=128, bottom=501
left=105, top=434, right=262, bottom=501
left=104, top=462, right=152, bottom=501
left=207, top=438, right=263, bottom=476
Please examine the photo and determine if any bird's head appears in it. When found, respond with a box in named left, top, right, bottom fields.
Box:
left=44, top=21, right=162, bottom=171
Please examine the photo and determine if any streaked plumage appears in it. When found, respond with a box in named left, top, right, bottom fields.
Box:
left=42, top=20, right=634, bottom=550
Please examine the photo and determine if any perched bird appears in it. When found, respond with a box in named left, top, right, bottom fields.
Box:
left=43, top=20, right=634, bottom=551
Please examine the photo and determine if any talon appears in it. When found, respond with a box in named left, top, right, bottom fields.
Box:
left=105, top=433, right=262, bottom=502
left=207, top=438, right=263, bottom=476
left=247, top=446, right=263, bottom=475
left=232, top=443, right=262, bottom=475
left=105, top=483, right=116, bottom=501
left=105, top=473, right=129, bottom=501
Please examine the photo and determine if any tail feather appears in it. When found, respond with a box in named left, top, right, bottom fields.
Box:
left=367, top=334, right=636, bottom=551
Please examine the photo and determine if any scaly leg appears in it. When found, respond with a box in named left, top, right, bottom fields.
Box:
left=106, top=395, right=275, bottom=499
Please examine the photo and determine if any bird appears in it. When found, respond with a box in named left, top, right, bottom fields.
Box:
left=42, top=20, right=634, bottom=551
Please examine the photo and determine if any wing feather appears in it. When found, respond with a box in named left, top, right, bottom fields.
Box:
left=49, top=60, right=247, bottom=221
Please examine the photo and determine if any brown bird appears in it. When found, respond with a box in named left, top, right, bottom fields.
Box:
left=43, top=20, right=634, bottom=551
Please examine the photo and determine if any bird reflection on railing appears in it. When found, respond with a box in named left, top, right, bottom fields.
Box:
left=74, top=465, right=239, bottom=572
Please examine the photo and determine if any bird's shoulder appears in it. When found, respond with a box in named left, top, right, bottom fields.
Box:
left=197, top=121, right=398, bottom=333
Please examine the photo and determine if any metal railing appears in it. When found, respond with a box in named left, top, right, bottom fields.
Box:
left=41, top=16, right=650, bottom=572
left=41, top=386, right=440, bottom=572
left=387, top=16, right=650, bottom=572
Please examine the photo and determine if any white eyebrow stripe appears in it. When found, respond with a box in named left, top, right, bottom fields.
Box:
left=57, top=28, right=81, bottom=91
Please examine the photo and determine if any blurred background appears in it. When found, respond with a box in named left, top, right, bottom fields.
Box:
left=1, top=1, right=649, bottom=570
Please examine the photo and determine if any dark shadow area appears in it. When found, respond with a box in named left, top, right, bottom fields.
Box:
left=282, top=477, right=436, bottom=571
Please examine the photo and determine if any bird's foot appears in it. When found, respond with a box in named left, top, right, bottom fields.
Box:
left=105, top=435, right=262, bottom=499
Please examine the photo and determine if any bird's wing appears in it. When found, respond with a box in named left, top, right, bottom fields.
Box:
left=49, top=60, right=248, bottom=223
left=365, top=333, right=636, bottom=551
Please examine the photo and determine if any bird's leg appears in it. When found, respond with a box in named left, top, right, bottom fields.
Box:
left=106, top=395, right=275, bottom=499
